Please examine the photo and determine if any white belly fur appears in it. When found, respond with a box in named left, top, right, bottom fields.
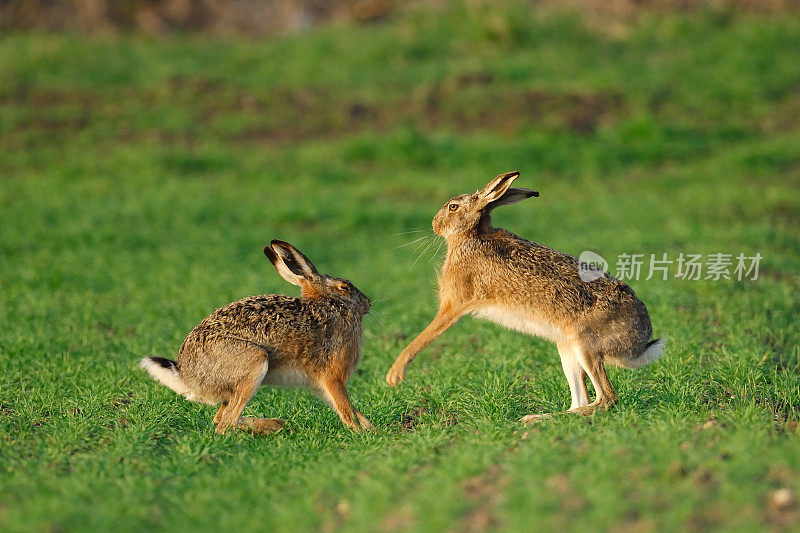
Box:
left=472, top=306, right=564, bottom=343
left=261, top=366, right=313, bottom=388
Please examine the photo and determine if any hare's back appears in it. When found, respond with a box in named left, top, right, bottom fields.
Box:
left=182, top=294, right=322, bottom=345
left=484, top=232, right=586, bottom=286
left=482, top=231, right=641, bottom=313
left=208, top=294, right=321, bottom=331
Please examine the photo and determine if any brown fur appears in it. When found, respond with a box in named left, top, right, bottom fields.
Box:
left=141, top=240, right=372, bottom=434
left=386, top=172, right=663, bottom=419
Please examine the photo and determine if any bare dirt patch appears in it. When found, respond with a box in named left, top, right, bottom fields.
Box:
left=381, top=502, right=416, bottom=532
left=2, top=76, right=627, bottom=146
left=767, top=488, right=800, bottom=528
left=457, top=463, right=509, bottom=532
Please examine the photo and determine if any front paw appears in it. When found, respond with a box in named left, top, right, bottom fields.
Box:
left=355, top=412, right=373, bottom=431
left=385, top=365, right=406, bottom=387
left=345, top=418, right=372, bottom=433
left=352, top=421, right=374, bottom=433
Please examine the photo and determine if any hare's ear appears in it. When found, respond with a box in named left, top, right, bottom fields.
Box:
left=478, top=171, right=521, bottom=205
left=479, top=171, right=538, bottom=210
left=264, top=240, right=320, bottom=286
left=487, top=187, right=539, bottom=209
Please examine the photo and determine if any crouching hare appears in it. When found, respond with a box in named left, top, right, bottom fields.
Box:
left=386, top=172, right=664, bottom=421
left=141, top=240, right=372, bottom=434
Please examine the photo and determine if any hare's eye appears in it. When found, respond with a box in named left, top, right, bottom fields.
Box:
left=448, top=203, right=459, bottom=211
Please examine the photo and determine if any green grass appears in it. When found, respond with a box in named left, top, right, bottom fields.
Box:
left=2, top=3, right=800, bottom=531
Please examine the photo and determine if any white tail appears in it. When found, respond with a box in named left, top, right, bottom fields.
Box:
left=626, top=338, right=666, bottom=369
left=139, top=357, right=190, bottom=396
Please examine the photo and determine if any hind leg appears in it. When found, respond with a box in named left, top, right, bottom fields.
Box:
left=213, top=402, right=228, bottom=426
left=215, top=401, right=281, bottom=434
left=215, top=357, right=270, bottom=434
left=521, top=341, right=591, bottom=423
left=573, top=345, right=618, bottom=414
left=236, top=416, right=285, bottom=435
left=560, top=341, right=590, bottom=411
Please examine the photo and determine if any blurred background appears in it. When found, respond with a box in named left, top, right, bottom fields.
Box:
left=2, top=1, right=799, bottom=531
left=3, top=0, right=798, bottom=35
left=2, top=0, right=392, bottom=35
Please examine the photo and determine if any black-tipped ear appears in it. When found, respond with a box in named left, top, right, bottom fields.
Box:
left=266, top=240, right=320, bottom=286
left=487, top=187, right=539, bottom=210
left=479, top=171, right=521, bottom=205
left=263, top=245, right=279, bottom=265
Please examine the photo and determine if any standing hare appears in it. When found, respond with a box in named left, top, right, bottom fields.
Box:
left=386, top=172, right=664, bottom=421
left=141, top=240, right=372, bottom=434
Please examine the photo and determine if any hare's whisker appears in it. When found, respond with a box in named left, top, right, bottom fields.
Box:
left=388, top=234, right=429, bottom=251
left=411, top=235, right=433, bottom=258
left=428, top=239, right=444, bottom=264
left=410, top=235, right=436, bottom=271
left=412, top=235, right=433, bottom=255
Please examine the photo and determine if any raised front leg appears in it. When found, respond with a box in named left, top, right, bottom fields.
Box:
left=386, top=302, right=466, bottom=386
